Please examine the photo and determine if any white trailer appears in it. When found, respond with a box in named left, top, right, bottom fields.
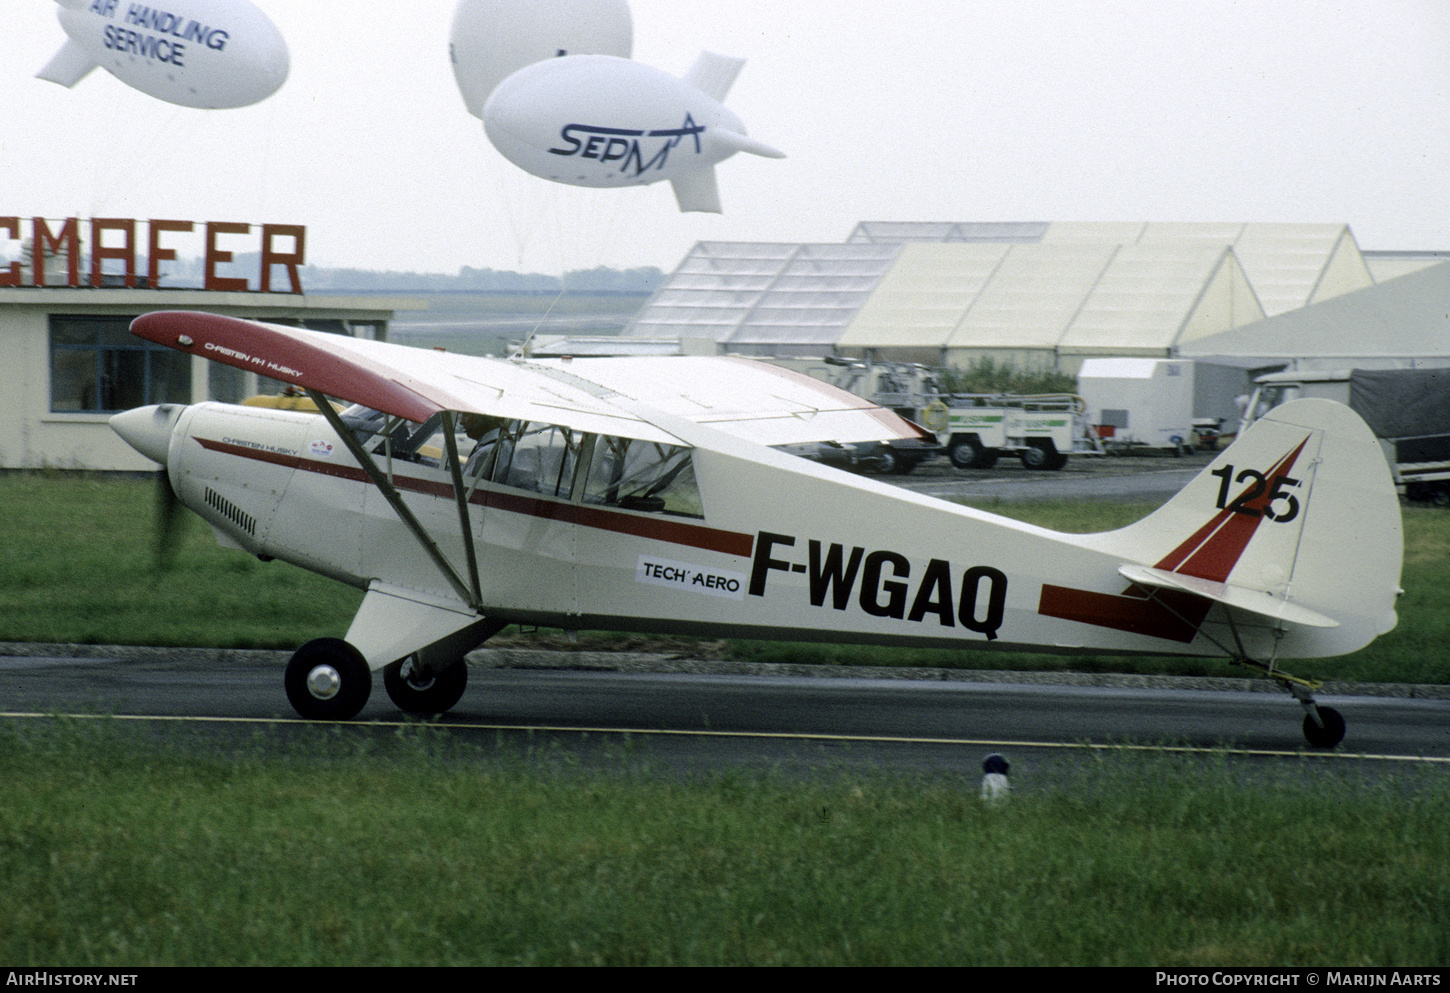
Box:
left=1077, top=358, right=1200, bottom=454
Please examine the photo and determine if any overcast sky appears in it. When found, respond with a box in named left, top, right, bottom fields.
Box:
left=5, top=1, right=1449, bottom=276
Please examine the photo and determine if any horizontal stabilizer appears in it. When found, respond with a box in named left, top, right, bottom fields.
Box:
left=671, top=168, right=722, bottom=213
left=1118, top=563, right=1340, bottom=629
left=684, top=50, right=746, bottom=102
left=37, top=39, right=98, bottom=88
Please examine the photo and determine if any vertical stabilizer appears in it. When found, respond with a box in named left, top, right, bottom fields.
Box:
left=1100, top=398, right=1403, bottom=656
left=684, top=50, right=746, bottom=102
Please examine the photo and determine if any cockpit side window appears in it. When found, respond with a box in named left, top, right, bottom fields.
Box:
left=580, top=437, right=702, bottom=518
left=485, top=421, right=581, bottom=498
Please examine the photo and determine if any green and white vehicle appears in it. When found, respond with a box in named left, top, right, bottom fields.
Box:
left=876, top=392, right=1090, bottom=471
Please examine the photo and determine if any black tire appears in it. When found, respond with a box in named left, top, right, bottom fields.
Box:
left=948, top=437, right=996, bottom=470
left=1020, top=442, right=1050, bottom=470
left=1020, top=441, right=1066, bottom=471
left=1302, top=706, right=1346, bottom=748
left=285, top=638, right=371, bottom=721
left=873, top=448, right=901, bottom=474
left=384, top=656, right=468, bottom=715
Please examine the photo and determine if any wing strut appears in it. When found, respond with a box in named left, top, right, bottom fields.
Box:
left=440, top=411, right=483, bottom=605
left=307, top=390, right=480, bottom=611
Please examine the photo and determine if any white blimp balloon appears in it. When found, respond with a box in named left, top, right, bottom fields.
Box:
left=450, top=0, right=633, bottom=120
left=483, top=52, right=785, bottom=214
left=36, top=0, right=289, bottom=110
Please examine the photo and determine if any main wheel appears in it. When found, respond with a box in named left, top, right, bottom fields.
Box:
left=384, top=656, right=468, bottom=715
left=1302, top=706, right=1346, bottom=748
left=285, top=638, right=371, bottom=721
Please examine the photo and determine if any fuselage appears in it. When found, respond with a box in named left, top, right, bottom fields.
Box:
left=147, top=398, right=1386, bottom=662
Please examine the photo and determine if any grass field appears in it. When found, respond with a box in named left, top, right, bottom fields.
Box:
left=1, top=717, right=1445, bottom=966
left=1, top=472, right=1444, bottom=685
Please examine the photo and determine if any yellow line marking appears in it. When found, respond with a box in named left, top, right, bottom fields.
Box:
left=3, top=711, right=1447, bottom=764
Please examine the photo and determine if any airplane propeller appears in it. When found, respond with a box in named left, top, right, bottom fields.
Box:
left=109, top=405, right=187, bottom=571
left=154, top=469, right=185, bottom=571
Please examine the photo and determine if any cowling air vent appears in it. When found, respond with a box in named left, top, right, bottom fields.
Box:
left=205, top=487, right=257, bottom=537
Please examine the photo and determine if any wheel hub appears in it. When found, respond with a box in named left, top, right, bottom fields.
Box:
left=306, top=664, right=342, bottom=700
left=399, top=658, right=435, bottom=691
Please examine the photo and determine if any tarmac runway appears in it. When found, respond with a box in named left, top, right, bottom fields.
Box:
left=883, top=448, right=1218, bottom=503
left=2, top=646, right=1446, bottom=786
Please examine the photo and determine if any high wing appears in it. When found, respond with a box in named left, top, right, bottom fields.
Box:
left=130, top=312, right=927, bottom=447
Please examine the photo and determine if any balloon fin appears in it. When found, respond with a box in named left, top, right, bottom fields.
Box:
left=37, top=39, right=98, bottom=88
left=684, top=51, right=745, bottom=102
left=713, top=129, right=787, bottom=160
left=671, top=168, right=722, bottom=214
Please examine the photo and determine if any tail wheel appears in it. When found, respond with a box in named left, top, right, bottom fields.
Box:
left=1303, top=706, right=1346, bottom=748
left=285, top=638, right=371, bottom=721
left=384, top=656, right=469, bottom=715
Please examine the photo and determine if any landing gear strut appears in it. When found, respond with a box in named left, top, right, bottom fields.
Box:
left=1232, top=656, right=1346, bottom=748
left=1139, top=587, right=1348, bottom=748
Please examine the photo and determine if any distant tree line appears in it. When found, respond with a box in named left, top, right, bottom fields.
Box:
left=151, top=253, right=665, bottom=294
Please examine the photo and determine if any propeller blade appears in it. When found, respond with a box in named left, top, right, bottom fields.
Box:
left=154, top=470, right=184, bottom=571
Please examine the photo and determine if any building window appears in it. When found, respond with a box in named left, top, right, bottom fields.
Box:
left=50, top=315, right=191, bottom=413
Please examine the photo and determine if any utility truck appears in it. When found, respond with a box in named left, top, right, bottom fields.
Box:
left=827, top=359, right=1100, bottom=472
left=1244, top=367, right=1450, bottom=504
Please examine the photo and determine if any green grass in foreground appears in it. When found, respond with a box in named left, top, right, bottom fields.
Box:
left=1, top=718, right=1446, bottom=966
left=1, top=474, right=1445, bottom=684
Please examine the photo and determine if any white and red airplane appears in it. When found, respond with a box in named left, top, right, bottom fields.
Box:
left=110, top=311, right=1404, bottom=747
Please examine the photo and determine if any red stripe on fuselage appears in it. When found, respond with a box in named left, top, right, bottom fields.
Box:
left=1037, top=584, right=1210, bottom=644
left=195, top=437, right=753, bottom=558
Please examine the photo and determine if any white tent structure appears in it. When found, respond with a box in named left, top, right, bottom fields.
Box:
left=1180, top=260, right=1450, bottom=370
left=624, top=241, right=900, bottom=356
left=626, top=222, right=1381, bottom=372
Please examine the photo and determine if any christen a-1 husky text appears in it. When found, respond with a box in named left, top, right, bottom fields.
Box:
left=110, top=312, right=1403, bottom=747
